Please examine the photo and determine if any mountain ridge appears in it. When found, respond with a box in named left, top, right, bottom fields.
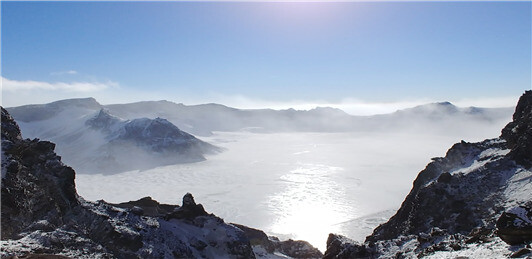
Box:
left=7, top=97, right=514, bottom=137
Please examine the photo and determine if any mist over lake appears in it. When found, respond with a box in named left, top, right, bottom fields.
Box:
left=76, top=130, right=501, bottom=250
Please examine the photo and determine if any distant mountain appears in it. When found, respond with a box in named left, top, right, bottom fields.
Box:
left=359, top=102, right=514, bottom=135
left=105, top=99, right=512, bottom=136
left=7, top=98, right=220, bottom=174
left=104, top=100, right=356, bottom=135
left=324, top=92, right=532, bottom=258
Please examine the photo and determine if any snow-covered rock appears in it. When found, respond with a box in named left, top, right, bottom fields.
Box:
left=496, top=204, right=532, bottom=245
left=324, top=91, right=532, bottom=258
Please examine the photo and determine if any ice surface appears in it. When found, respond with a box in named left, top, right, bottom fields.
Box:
left=76, top=131, right=483, bottom=251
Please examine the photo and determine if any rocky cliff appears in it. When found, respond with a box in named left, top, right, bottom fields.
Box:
left=324, top=91, right=532, bottom=258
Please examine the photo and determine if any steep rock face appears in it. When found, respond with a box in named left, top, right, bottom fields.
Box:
left=1, top=107, right=78, bottom=239
left=325, top=91, right=532, bottom=258
left=501, top=90, right=532, bottom=166
left=367, top=139, right=511, bottom=242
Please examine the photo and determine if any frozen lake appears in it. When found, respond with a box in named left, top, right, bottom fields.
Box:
left=76, top=131, right=492, bottom=251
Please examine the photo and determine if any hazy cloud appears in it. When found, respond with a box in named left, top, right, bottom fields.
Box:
left=50, top=70, right=78, bottom=76
left=1, top=76, right=519, bottom=114
left=183, top=94, right=517, bottom=116
left=2, top=77, right=116, bottom=92
left=1, top=77, right=121, bottom=107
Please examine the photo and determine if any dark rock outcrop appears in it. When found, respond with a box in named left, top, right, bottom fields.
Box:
left=164, top=193, right=209, bottom=221
left=323, top=234, right=369, bottom=259
left=1, top=107, right=79, bottom=239
left=112, top=196, right=178, bottom=217
left=496, top=203, right=532, bottom=245
left=501, top=90, right=532, bottom=166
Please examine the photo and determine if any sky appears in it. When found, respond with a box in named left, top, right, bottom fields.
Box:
left=1, top=1, right=531, bottom=115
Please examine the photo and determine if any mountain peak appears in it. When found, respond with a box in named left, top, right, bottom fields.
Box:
left=85, top=109, right=122, bottom=131
left=436, top=101, right=453, bottom=106
left=501, top=90, right=532, bottom=166
left=49, top=97, right=101, bottom=109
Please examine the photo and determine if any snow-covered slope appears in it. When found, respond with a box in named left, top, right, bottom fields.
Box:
left=324, top=91, right=532, bottom=258
left=7, top=98, right=220, bottom=174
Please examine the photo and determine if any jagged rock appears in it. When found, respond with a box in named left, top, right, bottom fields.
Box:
left=496, top=204, right=532, bottom=245
left=232, top=223, right=276, bottom=253
left=2, top=107, right=22, bottom=141
left=274, top=239, right=323, bottom=258
left=323, top=234, right=369, bottom=259
left=165, top=193, right=209, bottom=221
left=510, top=248, right=532, bottom=258
left=1, top=108, right=79, bottom=240
left=465, top=227, right=494, bottom=244
left=501, top=90, right=532, bottom=166
left=113, top=196, right=178, bottom=217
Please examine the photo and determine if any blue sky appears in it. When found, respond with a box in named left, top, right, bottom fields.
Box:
left=1, top=1, right=531, bottom=114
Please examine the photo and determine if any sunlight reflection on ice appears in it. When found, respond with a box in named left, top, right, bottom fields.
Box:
left=268, top=163, right=357, bottom=250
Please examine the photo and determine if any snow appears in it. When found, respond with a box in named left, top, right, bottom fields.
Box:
left=449, top=147, right=510, bottom=176
left=503, top=168, right=532, bottom=209
left=508, top=207, right=532, bottom=226
left=424, top=237, right=516, bottom=259
left=0, top=230, right=108, bottom=259
left=253, top=245, right=291, bottom=259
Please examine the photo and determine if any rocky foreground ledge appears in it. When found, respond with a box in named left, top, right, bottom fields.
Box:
left=1, top=107, right=322, bottom=259
left=324, top=91, right=532, bottom=258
